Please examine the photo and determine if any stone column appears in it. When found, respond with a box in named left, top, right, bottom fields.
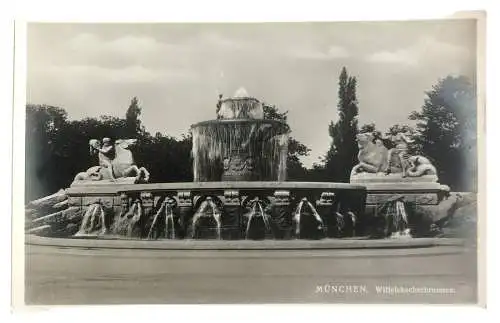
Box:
left=140, top=191, right=154, bottom=237
left=316, top=192, right=336, bottom=238
left=271, top=190, right=292, bottom=239
left=177, top=190, right=193, bottom=238
left=223, top=189, right=241, bottom=239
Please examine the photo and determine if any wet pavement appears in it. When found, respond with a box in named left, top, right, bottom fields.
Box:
left=24, top=242, right=477, bottom=304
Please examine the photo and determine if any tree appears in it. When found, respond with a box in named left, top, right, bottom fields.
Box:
left=263, top=104, right=311, bottom=180
left=125, top=96, right=143, bottom=138
left=138, top=132, right=193, bottom=183
left=25, top=104, right=69, bottom=201
left=324, top=67, right=360, bottom=182
left=409, top=75, right=476, bottom=191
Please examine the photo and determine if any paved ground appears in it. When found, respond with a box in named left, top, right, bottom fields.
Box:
left=24, top=242, right=477, bottom=304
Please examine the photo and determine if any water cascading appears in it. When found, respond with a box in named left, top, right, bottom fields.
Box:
left=191, top=197, right=222, bottom=239
left=293, top=198, right=325, bottom=238
left=390, top=199, right=411, bottom=238
left=75, top=203, right=106, bottom=236
left=336, top=212, right=345, bottom=234
left=191, top=91, right=289, bottom=182
left=377, top=196, right=412, bottom=239
left=148, top=197, right=177, bottom=239
left=164, top=199, right=177, bottom=239
left=244, top=198, right=272, bottom=240
left=112, top=200, right=143, bottom=238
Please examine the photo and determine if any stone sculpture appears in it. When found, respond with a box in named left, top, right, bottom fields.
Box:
left=72, top=138, right=150, bottom=185
left=350, top=130, right=438, bottom=181
left=406, top=155, right=437, bottom=177
left=350, top=132, right=389, bottom=176
left=384, top=131, right=413, bottom=177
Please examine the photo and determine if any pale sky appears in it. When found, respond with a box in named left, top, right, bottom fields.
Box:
left=26, top=21, right=477, bottom=167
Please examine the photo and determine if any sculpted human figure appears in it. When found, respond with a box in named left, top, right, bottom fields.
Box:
left=383, top=131, right=413, bottom=177
left=93, top=137, right=116, bottom=181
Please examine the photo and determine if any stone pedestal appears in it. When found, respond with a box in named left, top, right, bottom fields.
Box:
left=271, top=190, right=292, bottom=239
left=71, top=177, right=137, bottom=187
left=223, top=190, right=242, bottom=239
left=316, top=192, right=338, bottom=238
left=176, top=191, right=193, bottom=239
left=351, top=173, right=450, bottom=236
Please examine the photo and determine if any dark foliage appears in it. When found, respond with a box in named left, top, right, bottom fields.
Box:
left=324, top=67, right=360, bottom=182
left=409, top=75, right=477, bottom=191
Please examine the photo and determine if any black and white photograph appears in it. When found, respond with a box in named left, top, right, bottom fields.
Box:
left=17, top=14, right=484, bottom=306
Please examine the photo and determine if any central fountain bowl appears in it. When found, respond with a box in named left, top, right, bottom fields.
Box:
left=192, top=95, right=290, bottom=182
left=191, top=119, right=289, bottom=182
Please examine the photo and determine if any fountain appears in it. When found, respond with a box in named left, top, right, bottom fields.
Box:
left=26, top=90, right=368, bottom=240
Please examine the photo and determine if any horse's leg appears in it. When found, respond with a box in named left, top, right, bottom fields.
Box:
left=140, top=167, right=150, bottom=182
left=107, top=167, right=116, bottom=181
left=103, top=160, right=116, bottom=181
left=133, top=166, right=142, bottom=182
left=122, top=165, right=141, bottom=182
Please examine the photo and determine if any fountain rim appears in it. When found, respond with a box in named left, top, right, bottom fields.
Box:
left=67, top=181, right=367, bottom=195
left=220, top=96, right=261, bottom=103
left=190, top=118, right=290, bottom=130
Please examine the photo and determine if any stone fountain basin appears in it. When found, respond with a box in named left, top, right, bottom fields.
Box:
left=33, top=181, right=367, bottom=240
left=26, top=234, right=464, bottom=250
left=66, top=181, right=366, bottom=195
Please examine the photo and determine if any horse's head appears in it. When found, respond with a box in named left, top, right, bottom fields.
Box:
left=115, top=139, right=138, bottom=150
left=356, top=132, right=374, bottom=149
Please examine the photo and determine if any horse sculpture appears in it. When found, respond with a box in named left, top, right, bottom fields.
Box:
left=73, top=138, right=150, bottom=184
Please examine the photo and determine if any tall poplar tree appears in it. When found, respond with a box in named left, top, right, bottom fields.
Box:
left=325, top=67, right=360, bottom=181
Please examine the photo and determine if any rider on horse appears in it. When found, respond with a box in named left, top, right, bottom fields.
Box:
left=95, top=137, right=116, bottom=181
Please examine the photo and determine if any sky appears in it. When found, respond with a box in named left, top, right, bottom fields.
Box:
left=26, top=20, right=477, bottom=167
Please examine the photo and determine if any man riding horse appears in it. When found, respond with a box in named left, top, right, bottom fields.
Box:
left=73, top=138, right=150, bottom=184
left=92, top=137, right=116, bottom=181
